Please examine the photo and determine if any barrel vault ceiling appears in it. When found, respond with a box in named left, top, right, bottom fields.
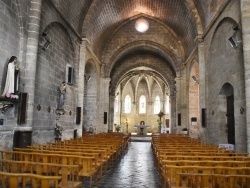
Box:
left=50, top=0, right=228, bottom=60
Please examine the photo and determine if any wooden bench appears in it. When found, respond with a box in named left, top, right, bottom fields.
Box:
left=0, top=171, right=62, bottom=188
left=178, top=173, right=250, bottom=188
left=0, top=159, right=82, bottom=188
left=163, top=165, right=250, bottom=188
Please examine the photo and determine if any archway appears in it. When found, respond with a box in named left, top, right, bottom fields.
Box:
left=219, top=83, right=235, bottom=145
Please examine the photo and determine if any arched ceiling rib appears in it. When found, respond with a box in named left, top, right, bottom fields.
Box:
left=107, top=41, right=179, bottom=77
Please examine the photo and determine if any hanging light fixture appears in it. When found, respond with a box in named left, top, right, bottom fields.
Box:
left=135, top=18, right=149, bottom=32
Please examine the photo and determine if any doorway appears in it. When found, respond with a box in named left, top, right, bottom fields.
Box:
left=227, top=95, right=235, bottom=144
left=219, top=83, right=235, bottom=145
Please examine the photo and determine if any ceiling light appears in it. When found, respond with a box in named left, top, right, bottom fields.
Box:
left=135, top=18, right=149, bottom=33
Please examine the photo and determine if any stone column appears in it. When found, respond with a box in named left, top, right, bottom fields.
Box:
left=175, top=77, right=181, bottom=133
left=196, top=37, right=205, bottom=109
left=77, top=38, right=89, bottom=135
left=196, top=36, right=206, bottom=140
left=241, top=0, right=250, bottom=153
left=99, top=76, right=110, bottom=132
left=15, top=0, right=42, bottom=147
left=24, top=0, right=42, bottom=127
left=109, top=94, right=115, bottom=131
left=170, top=94, right=176, bottom=133
left=180, top=64, right=188, bottom=130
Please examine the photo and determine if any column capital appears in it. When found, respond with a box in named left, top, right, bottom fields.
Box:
left=195, top=35, right=204, bottom=44
left=174, top=77, right=181, bottom=81
left=81, top=38, right=90, bottom=45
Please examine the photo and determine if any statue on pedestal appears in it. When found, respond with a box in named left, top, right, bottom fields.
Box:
left=56, top=81, right=66, bottom=115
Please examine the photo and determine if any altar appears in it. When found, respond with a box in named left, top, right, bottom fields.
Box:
left=134, top=125, right=150, bottom=135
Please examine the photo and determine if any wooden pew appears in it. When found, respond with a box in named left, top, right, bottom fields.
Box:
left=0, top=159, right=81, bottom=188
left=163, top=165, right=250, bottom=188
left=0, top=171, right=62, bottom=188
left=178, top=173, right=250, bottom=188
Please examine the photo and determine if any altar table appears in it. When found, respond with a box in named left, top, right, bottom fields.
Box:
left=134, top=125, right=150, bottom=135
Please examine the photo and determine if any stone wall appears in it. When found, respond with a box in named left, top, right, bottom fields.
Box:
left=0, top=0, right=82, bottom=149
left=31, top=0, right=81, bottom=144
left=241, top=0, right=250, bottom=153
left=0, top=0, right=31, bottom=150
left=202, top=1, right=246, bottom=152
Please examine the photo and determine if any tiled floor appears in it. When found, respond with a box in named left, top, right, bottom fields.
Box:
left=85, top=142, right=160, bottom=188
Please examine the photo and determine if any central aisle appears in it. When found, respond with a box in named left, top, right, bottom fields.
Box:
left=97, top=142, right=160, bottom=188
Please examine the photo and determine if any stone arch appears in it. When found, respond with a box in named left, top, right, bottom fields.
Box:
left=34, top=21, right=76, bottom=134
left=107, top=40, right=179, bottom=77
left=185, top=0, right=204, bottom=35
left=83, top=59, right=99, bottom=132
left=41, top=22, right=75, bottom=63
left=102, top=13, right=186, bottom=60
left=218, top=83, right=235, bottom=145
left=188, top=59, right=200, bottom=139
left=40, top=2, right=79, bottom=60
left=110, top=63, right=175, bottom=96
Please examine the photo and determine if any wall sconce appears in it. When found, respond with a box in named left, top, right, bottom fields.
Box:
left=42, top=40, right=51, bottom=51
left=228, top=25, right=241, bottom=49
left=192, top=76, right=199, bottom=84
left=41, top=32, right=51, bottom=51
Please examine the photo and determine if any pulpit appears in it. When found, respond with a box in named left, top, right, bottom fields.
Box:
left=134, top=125, right=150, bottom=135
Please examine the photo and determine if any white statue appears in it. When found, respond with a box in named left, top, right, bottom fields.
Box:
left=1, top=56, right=19, bottom=99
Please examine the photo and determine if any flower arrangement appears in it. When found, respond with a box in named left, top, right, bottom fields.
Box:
left=116, top=125, right=121, bottom=132
left=5, top=93, right=19, bottom=99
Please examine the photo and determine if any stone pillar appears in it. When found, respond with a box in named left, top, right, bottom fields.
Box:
left=23, top=0, right=42, bottom=127
left=241, top=0, right=250, bottom=153
left=175, top=77, right=181, bottom=133
left=99, top=76, right=110, bottom=132
left=170, top=94, right=176, bottom=133
left=109, top=94, right=115, bottom=131
left=180, top=64, right=188, bottom=130
left=196, top=37, right=205, bottom=109
left=77, top=38, right=89, bottom=134
left=196, top=36, right=206, bottom=140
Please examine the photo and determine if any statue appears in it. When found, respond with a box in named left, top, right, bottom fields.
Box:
left=1, top=56, right=19, bottom=99
left=57, top=81, right=66, bottom=110
left=55, top=123, right=63, bottom=138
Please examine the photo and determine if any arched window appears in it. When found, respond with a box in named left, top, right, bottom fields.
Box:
left=154, top=95, right=160, bottom=114
left=139, top=95, right=146, bottom=113
left=114, top=95, right=119, bottom=113
left=124, top=95, right=131, bottom=113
